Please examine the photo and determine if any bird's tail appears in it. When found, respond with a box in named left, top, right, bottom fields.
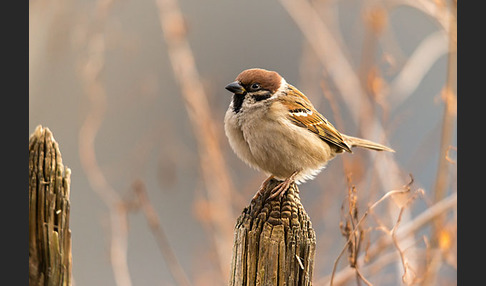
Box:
left=343, top=134, right=395, bottom=152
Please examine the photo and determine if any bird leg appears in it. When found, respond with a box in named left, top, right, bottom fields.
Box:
left=252, top=175, right=275, bottom=201
left=267, top=171, right=298, bottom=200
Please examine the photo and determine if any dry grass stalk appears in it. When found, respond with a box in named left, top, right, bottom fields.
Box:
left=338, top=179, right=374, bottom=286
left=131, top=180, right=192, bottom=286
left=387, top=31, right=449, bottom=107
left=431, top=1, right=457, bottom=216
left=29, top=125, right=72, bottom=286
left=425, top=2, right=457, bottom=284
left=330, top=176, right=413, bottom=285
left=80, top=38, right=192, bottom=284
left=324, top=191, right=456, bottom=286
left=77, top=3, right=133, bottom=285
left=339, top=184, right=363, bottom=270
left=389, top=0, right=453, bottom=33
left=385, top=188, right=425, bottom=285
left=155, top=0, right=236, bottom=280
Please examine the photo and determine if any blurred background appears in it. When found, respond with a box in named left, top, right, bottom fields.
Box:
left=29, top=0, right=456, bottom=285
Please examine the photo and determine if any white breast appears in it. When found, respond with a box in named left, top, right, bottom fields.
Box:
left=224, top=99, right=336, bottom=184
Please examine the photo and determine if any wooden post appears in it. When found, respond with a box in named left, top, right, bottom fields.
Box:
left=229, top=179, right=316, bottom=285
left=29, top=125, right=72, bottom=286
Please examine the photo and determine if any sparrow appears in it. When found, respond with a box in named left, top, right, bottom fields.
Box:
left=224, top=68, right=394, bottom=200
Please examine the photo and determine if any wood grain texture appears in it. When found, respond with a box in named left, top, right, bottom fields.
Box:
left=229, top=179, right=316, bottom=285
left=29, top=126, right=72, bottom=286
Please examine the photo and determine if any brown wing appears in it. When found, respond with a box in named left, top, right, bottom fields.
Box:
left=282, top=85, right=352, bottom=153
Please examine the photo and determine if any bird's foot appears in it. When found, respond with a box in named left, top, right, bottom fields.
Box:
left=267, top=171, right=298, bottom=200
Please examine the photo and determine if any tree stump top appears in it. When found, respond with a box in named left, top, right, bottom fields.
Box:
left=29, top=125, right=72, bottom=286
left=230, top=179, right=316, bottom=286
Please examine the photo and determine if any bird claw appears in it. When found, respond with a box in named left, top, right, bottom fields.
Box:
left=267, top=180, right=291, bottom=200
left=267, top=171, right=298, bottom=201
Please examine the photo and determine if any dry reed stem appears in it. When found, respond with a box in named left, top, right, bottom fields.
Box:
left=324, top=191, right=456, bottom=285
left=132, top=180, right=192, bottom=286
left=388, top=189, right=425, bottom=284
left=155, top=0, right=236, bottom=280
left=77, top=2, right=133, bottom=285
left=426, top=2, right=457, bottom=284
left=360, top=5, right=387, bottom=113
left=339, top=180, right=369, bottom=286
left=388, top=0, right=453, bottom=33
left=387, top=31, right=449, bottom=107
left=330, top=181, right=413, bottom=285
left=445, top=145, right=457, bottom=165
left=354, top=267, right=373, bottom=286
left=432, top=0, right=457, bottom=215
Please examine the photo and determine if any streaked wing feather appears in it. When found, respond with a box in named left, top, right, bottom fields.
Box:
left=283, top=86, right=352, bottom=152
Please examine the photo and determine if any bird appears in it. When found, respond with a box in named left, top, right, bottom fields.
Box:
left=224, top=68, right=394, bottom=200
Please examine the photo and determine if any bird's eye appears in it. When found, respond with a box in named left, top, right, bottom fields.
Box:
left=250, top=83, right=261, bottom=90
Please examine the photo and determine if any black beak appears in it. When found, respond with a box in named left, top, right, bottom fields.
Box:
left=225, top=81, right=246, bottom=95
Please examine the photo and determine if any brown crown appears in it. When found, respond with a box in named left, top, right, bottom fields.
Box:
left=235, top=68, right=282, bottom=94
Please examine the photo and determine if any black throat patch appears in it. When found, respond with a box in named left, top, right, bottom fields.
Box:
left=251, top=92, right=271, bottom=102
left=232, top=94, right=245, bottom=113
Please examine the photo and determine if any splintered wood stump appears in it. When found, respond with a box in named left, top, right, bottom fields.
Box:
left=229, top=179, right=316, bottom=286
left=29, top=126, right=72, bottom=286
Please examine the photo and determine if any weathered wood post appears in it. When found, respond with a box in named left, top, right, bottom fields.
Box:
left=29, top=125, right=72, bottom=286
left=229, top=179, right=316, bottom=285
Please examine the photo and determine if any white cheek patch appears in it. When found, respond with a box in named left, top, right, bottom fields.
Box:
left=271, top=77, right=288, bottom=99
